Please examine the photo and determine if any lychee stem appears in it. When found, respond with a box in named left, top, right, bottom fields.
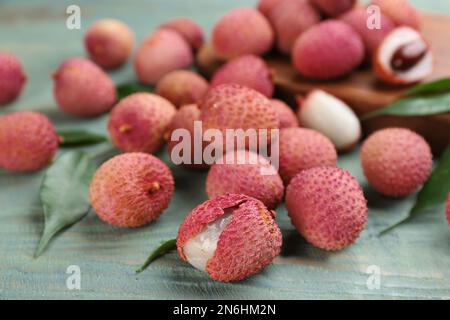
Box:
left=148, top=182, right=161, bottom=194
left=119, top=124, right=133, bottom=133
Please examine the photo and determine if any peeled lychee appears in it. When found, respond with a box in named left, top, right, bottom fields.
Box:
left=372, top=0, right=422, bottom=30
left=292, top=20, right=364, bottom=80
left=210, top=55, right=274, bottom=98
left=177, top=194, right=282, bottom=282
left=361, top=128, right=432, bottom=198
left=134, top=29, right=193, bottom=85
left=155, top=70, right=209, bottom=108
left=84, top=19, right=134, bottom=69
left=267, top=0, right=321, bottom=54
left=212, top=8, right=274, bottom=60
left=159, top=18, right=204, bottom=51
left=0, top=111, right=58, bottom=172
left=53, top=57, right=117, bottom=117
left=279, top=127, right=337, bottom=185
left=108, top=93, right=176, bottom=153
left=90, top=153, right=174, bottom=227
left=311, top=0, right=356, bottom=17
left=0, top=52, right=26, bottom=106
left=286, top=166, right=368, bottom=251
left=297, top=90, right=362, bottom=151
left=206, top=150, right=284, bottom=209
left=271, top=99, right=298, bottom=129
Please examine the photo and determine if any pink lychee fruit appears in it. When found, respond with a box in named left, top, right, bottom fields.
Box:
left=159, top=17, right=205, bottom=51
left=90, top=153, right=174, bottom=227
left=206, top=150, right=284, bottom=209
left=267, top=0, right=321, bottom=54
left=257, top=0, right=283, bottom=16
left=134, top=29, right=193, bottom=85
left=361, top=128, right=433, bottom=198
left=210, top=55, right=274, bottom=98
left=108, top=93, right=176, bottom=153
left=446, top=193, right=450, bottom=226
left=286, top=166, right=368, bottom=251
left=271, top=99, right=298, bottom=129
left=84, top=19, right=134, bottom=69
left=212, top=8, right=274, bottom=60
left=0, top=52, right=27, bottom=106
left=155, top=70, right=209, bottom=108
left=177, top=194, right=282, bottom=282
left=0, top=111, right=58, bottom=172
left=310, top=0, right=356, bottom=17
left=53, top=57, right=117, bottom=117
left=372, top=0, right=422, bottom=30
left=279, top=127, right=337, bottom=185
left=292, top=20, right=364, bottom=80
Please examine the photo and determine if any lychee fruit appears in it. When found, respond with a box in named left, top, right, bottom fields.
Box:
left=297, top=90, right=362, bottom=151
left=84, top=19, right=134, bottom=69
left=0, top=52, right=27, bottom=106
left=177, top=194, right=282, bottom=282
left=206, top=150, right=284, bottom=209
left=134, top=29, right=193, bottom=85
left=155, top=70, right=209, bottom=108
left=53, top=57, right=117, bottom=117
left=90, top=153, right=174, bottom=227
left=0, top=111, right=58, bottom=172
left=271, top=99, right=298, bottom=129
left=446, top=193, right=450, bottom=226
left=279, top=127, right=337, bottom=185
left=159, top=18, right=204, bottom=51
left=373, top=27, right=433, bottom=85
left=360, top=128, right=433, bottom=198
left=108, top=93, right=176, bottom=153
left=257, top=0, right=283, bottom=16
left=372, top=0, right=422, bottom=30
left=310, top=0, right=356, bottom=17
left=292, top=20, right=364, bottom=80
left=286, top=166, right=368, bottom=251
left=267, top=0, right=321, bottom=54
left=210, top=55, right=274, bottom=98
left=195, top=43, right=224, bottom=78
left=212, top=8, right=274, bottom=60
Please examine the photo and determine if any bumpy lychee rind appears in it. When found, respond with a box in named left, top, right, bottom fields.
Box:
left=279, top=128, right=337, bottom=185
left=108, top=93, right=176, bottom=153
left=155, top=70, right=209, bottom=108
left=211, top=55, right=274, bottom=98
left=159, top=18, right=205, bottom=51
left=0, top=52, right=26, bottom=106
left=286, top=167, right=368, bottom=251
left=212, top=8, right=274, bottom=60
left=206, top=150, right=284, bottom=209
left=134, top=29, right=193, bottom=85
left=177, top=194, right=282, bottom=282
left=0, top=111, right=58, bottom=172
left=90, top=153, right=174, bottom=227
left=360, top=128, right=432, bottom=198
left=84, top=19, right=134, bottom=69
left=53, top=57, right=117, bottom=117
left=372, top=0, right=422, bottom=30
left=311, top=0, right=356, bottom=17
left=292, top=20, right=364, bottom=80
left=271, top=99, right=298, bottom=129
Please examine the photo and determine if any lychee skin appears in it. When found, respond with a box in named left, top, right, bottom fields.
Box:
left=257, top=0, right=283, bottom=16
left=0, top=52, right=27, bottom=106
left=206, top=150, right=284, bottom=209
left=446, top=193, right=450, bottom=226
left=196, top=43, right=224, bottom=78
left=212, top=8, right=274, bottom=60
left=279, top=128, right=337, bottom=185
left=267, top=0, right=321, bottom=54
left=286, top=166, right=368, bottom=251
left=372, top=0, right=422, bottom=30
left=155, top=70, right=209, bottom=108
left=90, top=153, right=174, bottom=227
left=361, top=128, right=432, bottom=198
left=177, top=194, right=282, bottom=282
left=159, top=18, right=204, bottom=51
left=211, top=55, right=274, bottom=98
left=311, top=0, right=356, bottom=17
left=108, top=93, right=176, bottom=154
left=0, top=111, right=58, bottom=172
left=271, top=99, right=298, bottom=129
left=84, top=19, right=134, bottom=69
left=292, top=20, right=364, bottom=80
left=134, top=29, right=193, bottom=85
left=53, top=57, right=117, bottom=117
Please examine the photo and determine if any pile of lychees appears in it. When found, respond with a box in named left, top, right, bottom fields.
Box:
left=0, top=0, right=445, bottom=282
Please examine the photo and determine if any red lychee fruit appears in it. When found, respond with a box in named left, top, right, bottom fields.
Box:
left=159, top=17, right=205, bottom=51
left=0, top=52, right=26, bottom=106
left=311, top=0, right=356, bottom=17
left=372, top=0, right=422, bottom=30
left=271, top=99, right=298, bottom=129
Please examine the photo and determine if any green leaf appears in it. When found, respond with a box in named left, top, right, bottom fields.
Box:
left=361, top=91, right=450, bottom=120
left=379, top=146, right=450, bottom=235
left=406, top=78, right=450, bottom=96
left=135, top=239, right=177, bottom=273
left=34, top=151, right=96, bottom=257
left=117, top=82, right=153, bottom=100
left=57, top=130, right=108, bottom=147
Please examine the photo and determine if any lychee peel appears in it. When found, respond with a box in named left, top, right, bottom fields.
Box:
left=0, top=52, right=26, bottom=106
left=311, top=0, right=356, bottom=17
left=90, top=153, right=174, bottom=227
left=271, top=99, right=298, bottom=129
left=372, top=0, right=422, bottom=30
left=177, top=194, right=282, bottom=282
left=286, top=166, right=368, bottom=251
left=160, top=18, right=205, bottom=51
